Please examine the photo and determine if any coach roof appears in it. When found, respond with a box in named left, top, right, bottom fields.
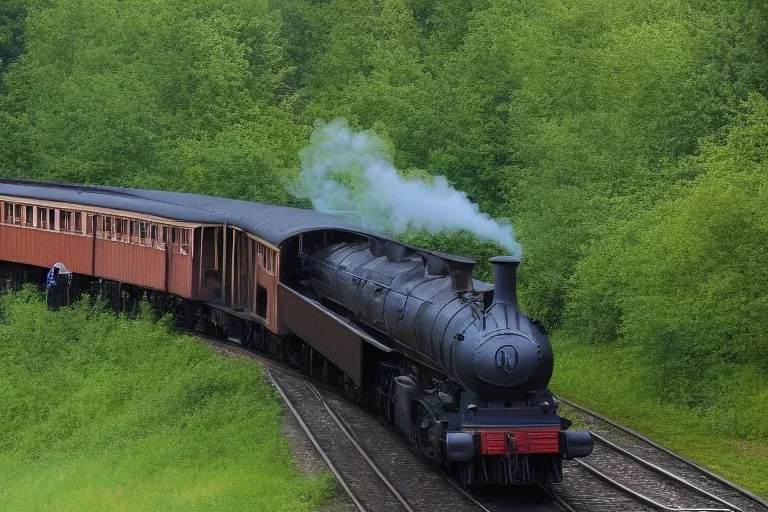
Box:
left=0, top=179, right=374, bottom=246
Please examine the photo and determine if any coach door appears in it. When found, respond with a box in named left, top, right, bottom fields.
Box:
left=248, top=237, right=278, bottom=328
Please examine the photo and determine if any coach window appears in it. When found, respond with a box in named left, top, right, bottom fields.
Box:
left=129, top=220, right=137, bottom=244
left=265, top=250, right=275, bottom=275
left=38, top=207, right=48, bottom=230
left=171, top=227, right=180, bottom=253
left=61, top=210, right=74, bottom=232
left=75, top=212, right=83, bottom=234
left=104, top=216, right=113, bottom=238
left=24, top=205, right=33, bottom=227
left=13, top=204, right=21, bottom=226
left=139, top=221, right=147, bottom=246
left=113, top=216, right=122, bottom=240
left=118, top=217, right=128, bottom=241
left=102, top=215, right=111, bottom=238
left=48, top=209, right=55, bottom=231
left=4, top=203, right=14, bottom=225
left=157, top=226, right=168, bottom=250
left=149, top=224, right=158, bottom=248
left=86, top=214, right=94, bottom=235
left=181, top=229, right=189, bottom=255
left=120, top=218, right=130, bottom=242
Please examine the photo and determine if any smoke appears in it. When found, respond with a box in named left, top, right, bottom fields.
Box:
left=292, top=119, right=521, bottom=256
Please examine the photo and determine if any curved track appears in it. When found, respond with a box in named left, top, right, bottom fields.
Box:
left=551, top=397, right=768, bottom=512
left=268, top=368, right=413, bottom=512
left=208, top=338, right=567, bottom=512
left=205, top=335, right=765, bottom=512
left=268, top=367, right=565, bottom=512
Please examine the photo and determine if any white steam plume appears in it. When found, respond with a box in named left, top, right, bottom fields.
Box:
left=292, top=119, right=521, bottom=256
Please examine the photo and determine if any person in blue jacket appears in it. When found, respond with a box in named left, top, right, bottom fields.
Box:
left=46, top=265, right=60, bottom=290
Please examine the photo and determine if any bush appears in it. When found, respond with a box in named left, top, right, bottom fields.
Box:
left=565, top=95, right=768, bottom=407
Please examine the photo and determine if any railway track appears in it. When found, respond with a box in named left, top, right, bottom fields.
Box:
left=267, top=367, right=499, bottom=512
left=207, top=338, right=567, bottom=512
left=550, top=397, right=768, bottom=512
left=268, top=367, right=413, bottom=512
left=200, top=334, right=766, bottom=512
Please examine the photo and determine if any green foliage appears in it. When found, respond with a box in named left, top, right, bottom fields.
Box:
left=0, top=1, right=24, bottom=82
left=0, top=0, right=303, bottom=204
left=0, top=290, right=335, bottom=511
left=567, top=94, right=768, bottom=407
left=1, top=0, right=768, bottom=495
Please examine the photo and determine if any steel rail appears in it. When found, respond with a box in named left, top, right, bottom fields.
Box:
left=574, top=459, right=733, bottom=512
left=590, top=431, right=743, bottom=512
left=555, top=396, right=768, bottom=509
left=302, top=380, right=415, bottom=512
left=266, top=368, right=367, bottom=512
left=270, top=360, right=492, bottom=512
left=537, top=484, right=578, bottom=512
left=439, top=472, right=494, bottom=512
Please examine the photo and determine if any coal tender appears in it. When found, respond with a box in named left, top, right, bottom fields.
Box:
left=306, top=240, right=593, bottom=485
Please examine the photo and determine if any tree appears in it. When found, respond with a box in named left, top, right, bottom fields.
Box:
left=566, top=94, right=768, bottom=404
left=0, top=0, right=302, bottom=200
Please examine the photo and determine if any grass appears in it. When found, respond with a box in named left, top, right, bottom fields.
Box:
left=551, top=333, right=768, bottom=499
left=0, top=287, right=337, bottom=511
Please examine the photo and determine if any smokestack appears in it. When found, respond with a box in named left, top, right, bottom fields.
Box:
left=489, top=256, right=520, bottom=307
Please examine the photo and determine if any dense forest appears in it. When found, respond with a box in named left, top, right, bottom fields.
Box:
left=1, top=0, right=767, bottom=487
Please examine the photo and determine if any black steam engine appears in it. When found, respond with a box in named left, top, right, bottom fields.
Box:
left=300, top=240, right=593, bottom=485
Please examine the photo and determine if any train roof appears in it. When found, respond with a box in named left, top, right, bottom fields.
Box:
left=0, top=179, right=481, bottom=270
left=0, top=178, right=375, bottom=246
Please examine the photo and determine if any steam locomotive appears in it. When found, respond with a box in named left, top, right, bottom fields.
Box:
left=302, top=242, right=593, bottom=485
left=0, top=179, right=592, bottom=485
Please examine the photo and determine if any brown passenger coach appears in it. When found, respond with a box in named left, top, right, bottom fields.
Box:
left=0, top=179, right=366, bottom=335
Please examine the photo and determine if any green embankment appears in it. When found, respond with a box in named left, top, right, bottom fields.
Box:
left=0, top=288, right=336, bottom=511
left=551, top=334, right=768, bottom=498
